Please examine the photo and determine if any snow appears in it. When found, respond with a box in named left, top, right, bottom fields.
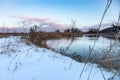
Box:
left=0, top=36, right=119, bottom=80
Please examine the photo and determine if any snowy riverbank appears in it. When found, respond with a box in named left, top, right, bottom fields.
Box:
left=0, top=36, right=119, bottom=80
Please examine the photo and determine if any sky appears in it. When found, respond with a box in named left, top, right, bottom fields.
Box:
left=0, top=0, right=120, bottom=29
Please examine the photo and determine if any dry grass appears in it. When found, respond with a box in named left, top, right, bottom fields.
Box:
left=26, top=32, right=83, bottom=48
left=0, top=33, right=28, bottom=38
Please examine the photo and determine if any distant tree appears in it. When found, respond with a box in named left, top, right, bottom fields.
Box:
left=64, top=29, right=70, bottom=32
left=86, top=28, right=99, bottom=34
left=112, top=24, right=120, bottom=30
left=29, top=25, right=38, bottom=42
left=55, top=29, right=60, bottom=32
left=71, top=28, right=82, bottom=33
left=64, top=28, right=82, bottom=33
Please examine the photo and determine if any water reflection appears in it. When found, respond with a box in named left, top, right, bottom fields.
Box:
left=46, top=36, right=119, bottom=61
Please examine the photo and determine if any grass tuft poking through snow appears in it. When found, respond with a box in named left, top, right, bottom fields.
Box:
left=0, top=36, right=119, bottom=80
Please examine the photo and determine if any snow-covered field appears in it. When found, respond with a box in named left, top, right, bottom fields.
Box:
left=0, top=36, right=119, bottom=80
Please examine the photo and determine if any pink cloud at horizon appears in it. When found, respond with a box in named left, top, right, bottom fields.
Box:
left=0, top=15, right=70, bottom=32
left=11, top=15, right=69, bottom=28
left=11, top=15, right=50, bottom=24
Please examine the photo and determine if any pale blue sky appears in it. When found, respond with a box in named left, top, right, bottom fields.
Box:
left=0, top=0, right=120, bottom=28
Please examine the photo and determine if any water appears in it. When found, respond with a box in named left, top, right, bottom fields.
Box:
left=46, top=36, right=119, bottom=61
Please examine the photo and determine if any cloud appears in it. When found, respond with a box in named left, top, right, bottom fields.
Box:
left=11, top=15, right=50, bottom=23
left=11, top=15, right=69, bottom=32
left=50, top=23, right=68, bottom=29
left=41, top=22, right=68, bottom=29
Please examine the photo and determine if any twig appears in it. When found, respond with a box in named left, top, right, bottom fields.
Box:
left=79, top=0, right=112, bottom=80
left=100, top=67, right=106, bottom=80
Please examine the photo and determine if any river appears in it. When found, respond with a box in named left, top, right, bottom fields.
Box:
left=46, top=36, right=120, bottom=61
